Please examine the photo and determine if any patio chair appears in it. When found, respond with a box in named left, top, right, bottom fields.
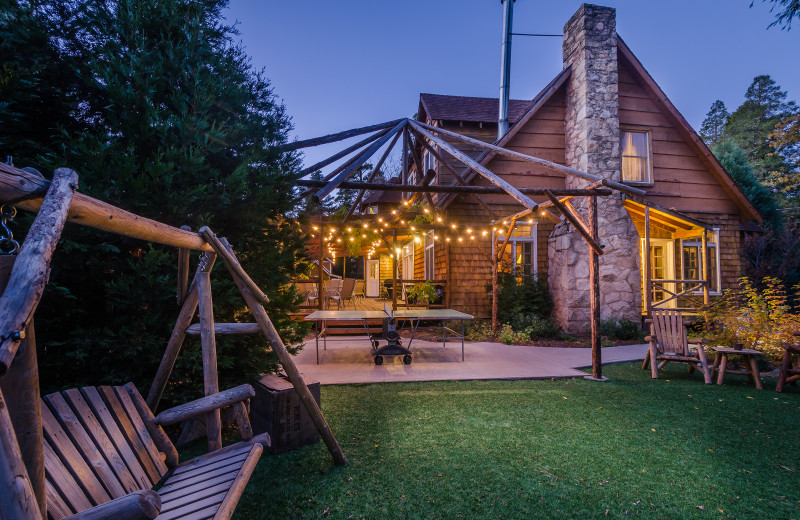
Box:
left=324, top=278, right=344, bottom=309
left=353, top=279, right=365, bottom=303
left=329, top=278, right=357, bottom=309
left=643, top=310, right=712, bottom=384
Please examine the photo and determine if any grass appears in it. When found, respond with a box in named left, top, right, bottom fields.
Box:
left=204, top=363, right=800, bottom=519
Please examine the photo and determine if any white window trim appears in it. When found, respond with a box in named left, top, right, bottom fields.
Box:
left=401, top=241, right=415, bottom=280
left=681, top=228, right=721, bottom=295
left=492, top=222, right=538, bottom=279
left=621, top=127, right=653, bottom=186
left=424, top=230, right=435, bottom=280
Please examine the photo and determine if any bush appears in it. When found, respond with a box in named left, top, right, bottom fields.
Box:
left=510, top=313, right=562, bottom=340
left=498, top=324, right=530, bottom=345
left=600, top=318, right=644, bottom=341
left=465, top=320, right=493, bottom=342
left=496, top=274, right=552, bottom=325
left=701, top=276, right=800, bottom=360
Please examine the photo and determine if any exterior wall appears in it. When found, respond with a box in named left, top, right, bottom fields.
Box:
left=617, top=62, right=739, bottom=214
left=549, top=4, right=642, bottom=333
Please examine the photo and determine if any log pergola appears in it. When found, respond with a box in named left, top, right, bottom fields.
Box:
left=283, top=118, right=647, bottom=382
left=0, top=163, right=348, bottom=519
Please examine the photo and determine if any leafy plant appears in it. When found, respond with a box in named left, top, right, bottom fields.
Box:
left=406, top=280, right=439, bottom=304
left=701, top=276, right=800, bottom=360
left=465, top=320, right=493, bottom=341
left=510, top=313, right=561, bottom=340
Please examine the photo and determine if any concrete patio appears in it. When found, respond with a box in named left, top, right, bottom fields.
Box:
left=293, top=336, right=649, bottom=385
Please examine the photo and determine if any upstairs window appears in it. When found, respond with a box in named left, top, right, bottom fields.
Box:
left=621, top=129, right=651, bottom=184
left=424, top=231, right=435, bottom=280
left=423, top=147, right=436, bottom=175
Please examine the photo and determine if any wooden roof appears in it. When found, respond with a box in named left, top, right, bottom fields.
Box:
left=419, top=94, right=533, bottom=125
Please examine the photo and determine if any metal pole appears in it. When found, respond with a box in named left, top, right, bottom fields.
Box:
left=498, top=0, right=515, bottom=139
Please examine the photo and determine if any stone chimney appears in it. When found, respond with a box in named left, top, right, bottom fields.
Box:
left=548, top=4, right=642, bottom=333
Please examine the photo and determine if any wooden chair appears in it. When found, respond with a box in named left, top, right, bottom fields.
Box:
left=776, top=344, right=800, bottom=393
left=353, top=279, right=365, bottom=304
left=42, top=382, right=269, bottom=520
left=324, top=278, right=343, bottom=309
left=643, top=310, right=712, bottom=384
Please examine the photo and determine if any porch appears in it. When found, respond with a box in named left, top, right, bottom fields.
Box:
left=624, top=198, right=715, bottom=316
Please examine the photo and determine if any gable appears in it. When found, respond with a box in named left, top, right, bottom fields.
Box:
left=616, top=38, right=760, bottom=222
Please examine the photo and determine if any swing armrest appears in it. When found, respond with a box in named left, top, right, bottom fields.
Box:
left=153, top=384, right=255, bottom=426
left=687, top=338, right=706, bottom=345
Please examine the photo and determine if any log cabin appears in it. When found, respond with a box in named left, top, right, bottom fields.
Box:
left=317, top=4, right=761, bottom=334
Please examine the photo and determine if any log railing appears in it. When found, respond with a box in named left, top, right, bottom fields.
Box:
left=649, top=279, right=708, bottom=314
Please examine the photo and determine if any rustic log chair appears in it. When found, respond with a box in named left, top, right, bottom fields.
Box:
left=776, top=343, right=800, bottom=393
left=642, top=310, right=712, bottom=384
left=42, top=382, right=269, bottom=520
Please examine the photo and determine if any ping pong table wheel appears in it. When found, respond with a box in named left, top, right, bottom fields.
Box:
left=374, top=355, right=383, bottom=365
left=403, top=355, right=412, bottom=365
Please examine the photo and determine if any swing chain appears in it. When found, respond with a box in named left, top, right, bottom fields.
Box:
left=0, top=205, right=20, bottom=255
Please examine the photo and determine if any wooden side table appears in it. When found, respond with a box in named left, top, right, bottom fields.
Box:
left=711, top=347, right=765, bottom=390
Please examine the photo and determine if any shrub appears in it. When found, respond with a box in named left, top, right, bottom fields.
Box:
left=600, top=318, right=644, bottom=341
left=496, top=273, right=552, bottom=325
left=701, top=276, right=800, bottom=360
left=498, top=324, right=530, bottom=345
left=510, top=314, right=562, bottom=340
left=465, top=320, right=493, bottom=342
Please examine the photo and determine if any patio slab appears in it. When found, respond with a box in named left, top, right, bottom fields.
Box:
left=293, top=336, right=649, bottom=385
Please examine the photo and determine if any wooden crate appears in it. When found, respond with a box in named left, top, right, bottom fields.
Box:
left=250, top=374, right=321, bottom=454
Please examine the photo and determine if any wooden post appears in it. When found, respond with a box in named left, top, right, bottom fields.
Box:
left=644, top=207, right=652, bottom=317
left=445, top=239, right=451, bottom=308
left=176, top=226, right=191, bottom=305
left=0, top=387, right=43, bottom=520
left=196, top=258, right=222, bottom=452
left=392, top=229, right=398, bottom=311
left=198, top=227, right=269, bottom=306
left=0, top=168, right=78, bottom=375
left=318, top=220, right=324, bottom=310
left=217, top=238, right=347, bottom=466
left=701, top=229, right=710, bottom=307
left=589, top=196, right=602, bottom=380
left=146, top=253, right=216, bottom=411
left=0, top=257, right=45, bottom=519
left=491, top=250, right=499, bottom=334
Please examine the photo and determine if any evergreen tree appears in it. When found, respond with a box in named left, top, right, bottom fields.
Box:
left=712, top=141, right=782, bottom=231
left=753, top=0, right=800, bottom=30
left=724, top=75, right=797, bottom=180
left=700, top=100, right=730, bottom=147
left=29, top=0, right=309, bottom=405
left=0, top=1, right=80, bottom=162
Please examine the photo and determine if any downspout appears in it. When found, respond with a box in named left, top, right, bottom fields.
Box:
left=498, top=0, right=514, bottom=140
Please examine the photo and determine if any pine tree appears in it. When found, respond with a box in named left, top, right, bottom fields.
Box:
left=700, top=100, right=730, bottom=147
left=31, top=0, right=309, bottom=404
left=724, top=75, right=797, bottom=180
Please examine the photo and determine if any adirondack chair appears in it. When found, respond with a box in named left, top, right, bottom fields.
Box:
left=643, top=310, right=712, bottom=384
left=42, top=382, right=269, bottom=520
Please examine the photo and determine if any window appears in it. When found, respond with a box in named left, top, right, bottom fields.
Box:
left=401, top=241, right=414, bottom=280
left=681, top=229, right=720, bottom=294
left=495, top=223, right=538, bottom=283
left=423, top=147, right=436, bottom=175
left=424, top=231, right=435, bottom=280
left=621, top=129, right=651, bottom=184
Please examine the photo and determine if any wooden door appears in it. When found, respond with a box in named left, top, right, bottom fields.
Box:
left=366, top=259, right=379, bottom=297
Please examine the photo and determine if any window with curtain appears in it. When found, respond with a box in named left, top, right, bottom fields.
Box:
left=621, top=130, right=651, bottom=183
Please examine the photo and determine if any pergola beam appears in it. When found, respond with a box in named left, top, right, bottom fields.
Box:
left=409, top=121, right=539, bottom=212
left=543, top=190, right=604, bottom=255
left=296, top=179, right=612, bottom=196
left=342, top=129, right=403, bottom=224
left=412, top=120, right=647, bottom=197
left=277, top=119, right=404, bottom=151
left=315, top=120, right=407, bottom=200
left=294, top=127, right=391, bottom=180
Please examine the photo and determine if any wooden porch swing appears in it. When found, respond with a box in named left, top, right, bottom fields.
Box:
left=0, top=163, right=346, bottom=520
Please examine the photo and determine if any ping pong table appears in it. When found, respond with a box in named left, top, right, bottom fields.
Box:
left=304, top=305, right=473, bottom=365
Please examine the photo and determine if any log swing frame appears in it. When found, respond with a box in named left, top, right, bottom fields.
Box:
left=0, top=162, right=347, bottom=520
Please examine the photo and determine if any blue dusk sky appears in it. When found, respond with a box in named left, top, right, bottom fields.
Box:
left=224, top=1, right=800, bottom=167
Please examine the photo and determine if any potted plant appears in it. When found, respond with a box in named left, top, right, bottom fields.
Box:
left=406, top=280, right=438, bottom=305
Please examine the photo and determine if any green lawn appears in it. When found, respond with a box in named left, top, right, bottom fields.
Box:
left=230, top=363, right=800, bottom=519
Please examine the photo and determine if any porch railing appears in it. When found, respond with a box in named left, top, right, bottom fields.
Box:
left=649, top=279, right=709, bottom=314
